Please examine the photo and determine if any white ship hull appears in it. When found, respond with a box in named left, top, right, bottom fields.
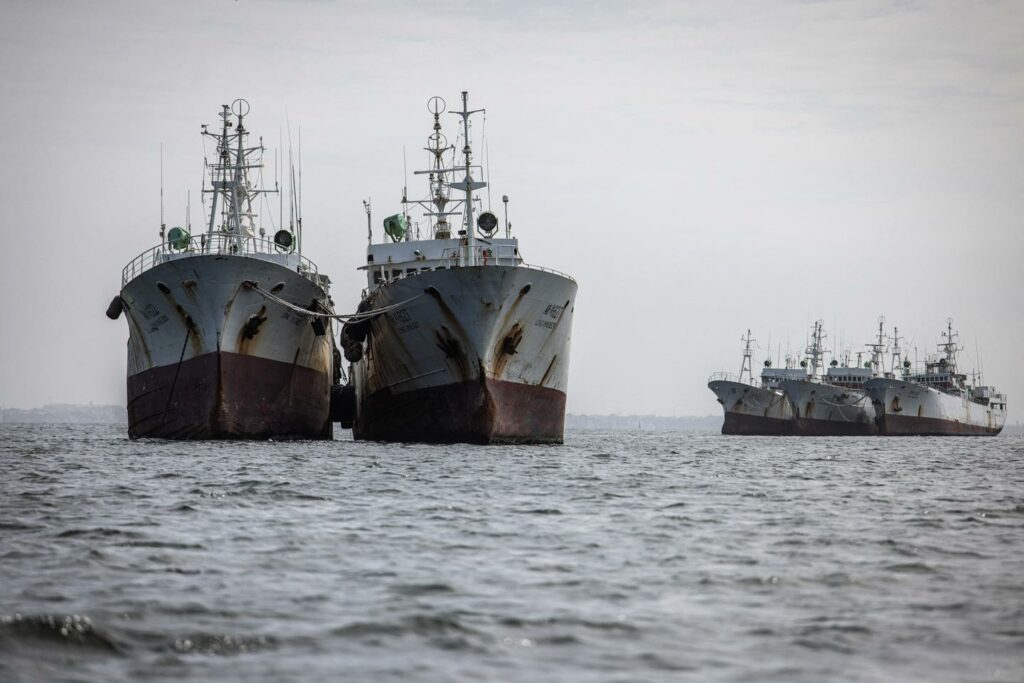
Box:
left=120, top=253, right=335, bottom=439
left=864, top=378, right=1005, bottom=436
left=708, top=380, right=796, bottom=435
left=779, top=380, right=877, bottom=436
left=351, top=265, right=576, bottom=443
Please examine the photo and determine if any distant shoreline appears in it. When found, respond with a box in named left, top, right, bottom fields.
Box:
left=2, top=405, right=1021, bottom=435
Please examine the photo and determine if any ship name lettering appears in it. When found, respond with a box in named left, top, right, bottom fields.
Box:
left=542, top=304, right=563, bottom=320
left=147, top=314, right=169, bottom=333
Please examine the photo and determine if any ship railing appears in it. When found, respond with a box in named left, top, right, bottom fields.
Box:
left=121, top=234, right=322, bottom=287
left=438, top=244, right=520, bottom=268
left=435, top=245, right=576, bottom=282
left=708, top=372, right=740, bottom=383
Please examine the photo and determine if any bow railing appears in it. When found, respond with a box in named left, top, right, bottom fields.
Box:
left=121, top=234, right=321, bottom=287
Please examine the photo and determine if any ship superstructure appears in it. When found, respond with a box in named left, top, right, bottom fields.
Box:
left=342, top=92, right=576, bottom=444
left=108, top=100, right=339, bottom=439
left=708, top=330, right=805, bottom=435
left=864, top=319, right=1006, bottom=435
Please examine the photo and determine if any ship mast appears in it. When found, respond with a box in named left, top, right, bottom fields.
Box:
left=408, top=96, right=462, bottom=241
left=805, top=320, right=828, bottom=379
left=866, top=315, right=887, bottom=376
left=450, top=91, right=485, bottom=266
left=738, top=329, right=755, bottom=385
left=938, top=317, right=960, bottom=373
left=890, top=326, right=904, bottom=377
left=201, top=99, right=274, bottom=253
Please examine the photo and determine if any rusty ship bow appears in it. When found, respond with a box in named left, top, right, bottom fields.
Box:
left=109, top=100, right=338, bottom=440
left=343, top=92, right=576, bottom=444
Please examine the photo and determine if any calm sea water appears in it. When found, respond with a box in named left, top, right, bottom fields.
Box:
left=1, top=424, right=1022, bottom=682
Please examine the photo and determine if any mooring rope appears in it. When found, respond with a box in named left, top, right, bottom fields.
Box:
left=243, top=282, right=424, bottom=322
left=158, top=322, right=192, bottom=428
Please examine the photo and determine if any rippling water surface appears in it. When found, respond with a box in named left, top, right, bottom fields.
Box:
left=1, top=424, right=1022, bottom=682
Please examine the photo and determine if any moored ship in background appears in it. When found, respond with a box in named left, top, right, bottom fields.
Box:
left=108, top=100, right=339, bottom=439
left=865, top=319, right=1006, bottom=436
left=778, top=318, right=899, bottom=436
left=708, top=330, right=805, bottom=435
left=342, top=92, right=576, bottom=444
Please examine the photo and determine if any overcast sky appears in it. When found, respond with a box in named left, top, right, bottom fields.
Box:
left=1, top=0, right=1022, bottom=417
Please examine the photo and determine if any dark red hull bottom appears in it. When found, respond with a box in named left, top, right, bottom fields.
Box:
left=354, top=378, right=566, bottom=444
left=127, top=351, right=332, bottom=440
left=877, top=414, right=1002, bottom=436
left=794, top=418, right=877, bottom=436
left=722, top=412, right=795, bottom=436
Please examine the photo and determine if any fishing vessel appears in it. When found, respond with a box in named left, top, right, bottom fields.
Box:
left=864, top=319, right=1006, bottom=435
left=342, top=92, right=577, bottom=444
left=107, top=100, right=339, bottom=439
left=777, top=319, right=891, bottom=436
left=708, top=330, right=805, bottom=435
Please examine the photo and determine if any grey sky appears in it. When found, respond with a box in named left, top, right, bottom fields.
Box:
left=1, top=0, right=1021, bottom=416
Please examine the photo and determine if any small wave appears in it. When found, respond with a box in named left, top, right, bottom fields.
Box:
left=497, top=616, right=637, bottom=633
left=883, top=562, right=935, bottom=574
left=171, top=632, right=276, bottom=656
left=333, top=613, right=475, bottom=639
left=792, top=637, right=855, bottom=654
left=907, top=601, right=968, bottom=613
left=535, top=634, right=580, bottom=645
left=57, top=528, right=144, bottom=539
left=390, top=583, right=455, bottom=596
left=0, top=614, right=121, bottom=654
left=817, top=572, right=855, bottom=587
left=798, top=622, right=871, bottom=636
left=515, top=508, right=562, bottom=515
left=636, top=651, right=697, bottom=671
left=112, top=540, right=206, bottom=550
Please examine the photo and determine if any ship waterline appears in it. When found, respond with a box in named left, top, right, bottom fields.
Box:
left=127, top=349, right=332, bottom=439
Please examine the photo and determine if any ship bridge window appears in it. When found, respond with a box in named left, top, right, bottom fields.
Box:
left=373, top=271, right=383, bottom=284
left=392, top=269, right=401, bottom=279
left=406, top=268, right=417, bottom=275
